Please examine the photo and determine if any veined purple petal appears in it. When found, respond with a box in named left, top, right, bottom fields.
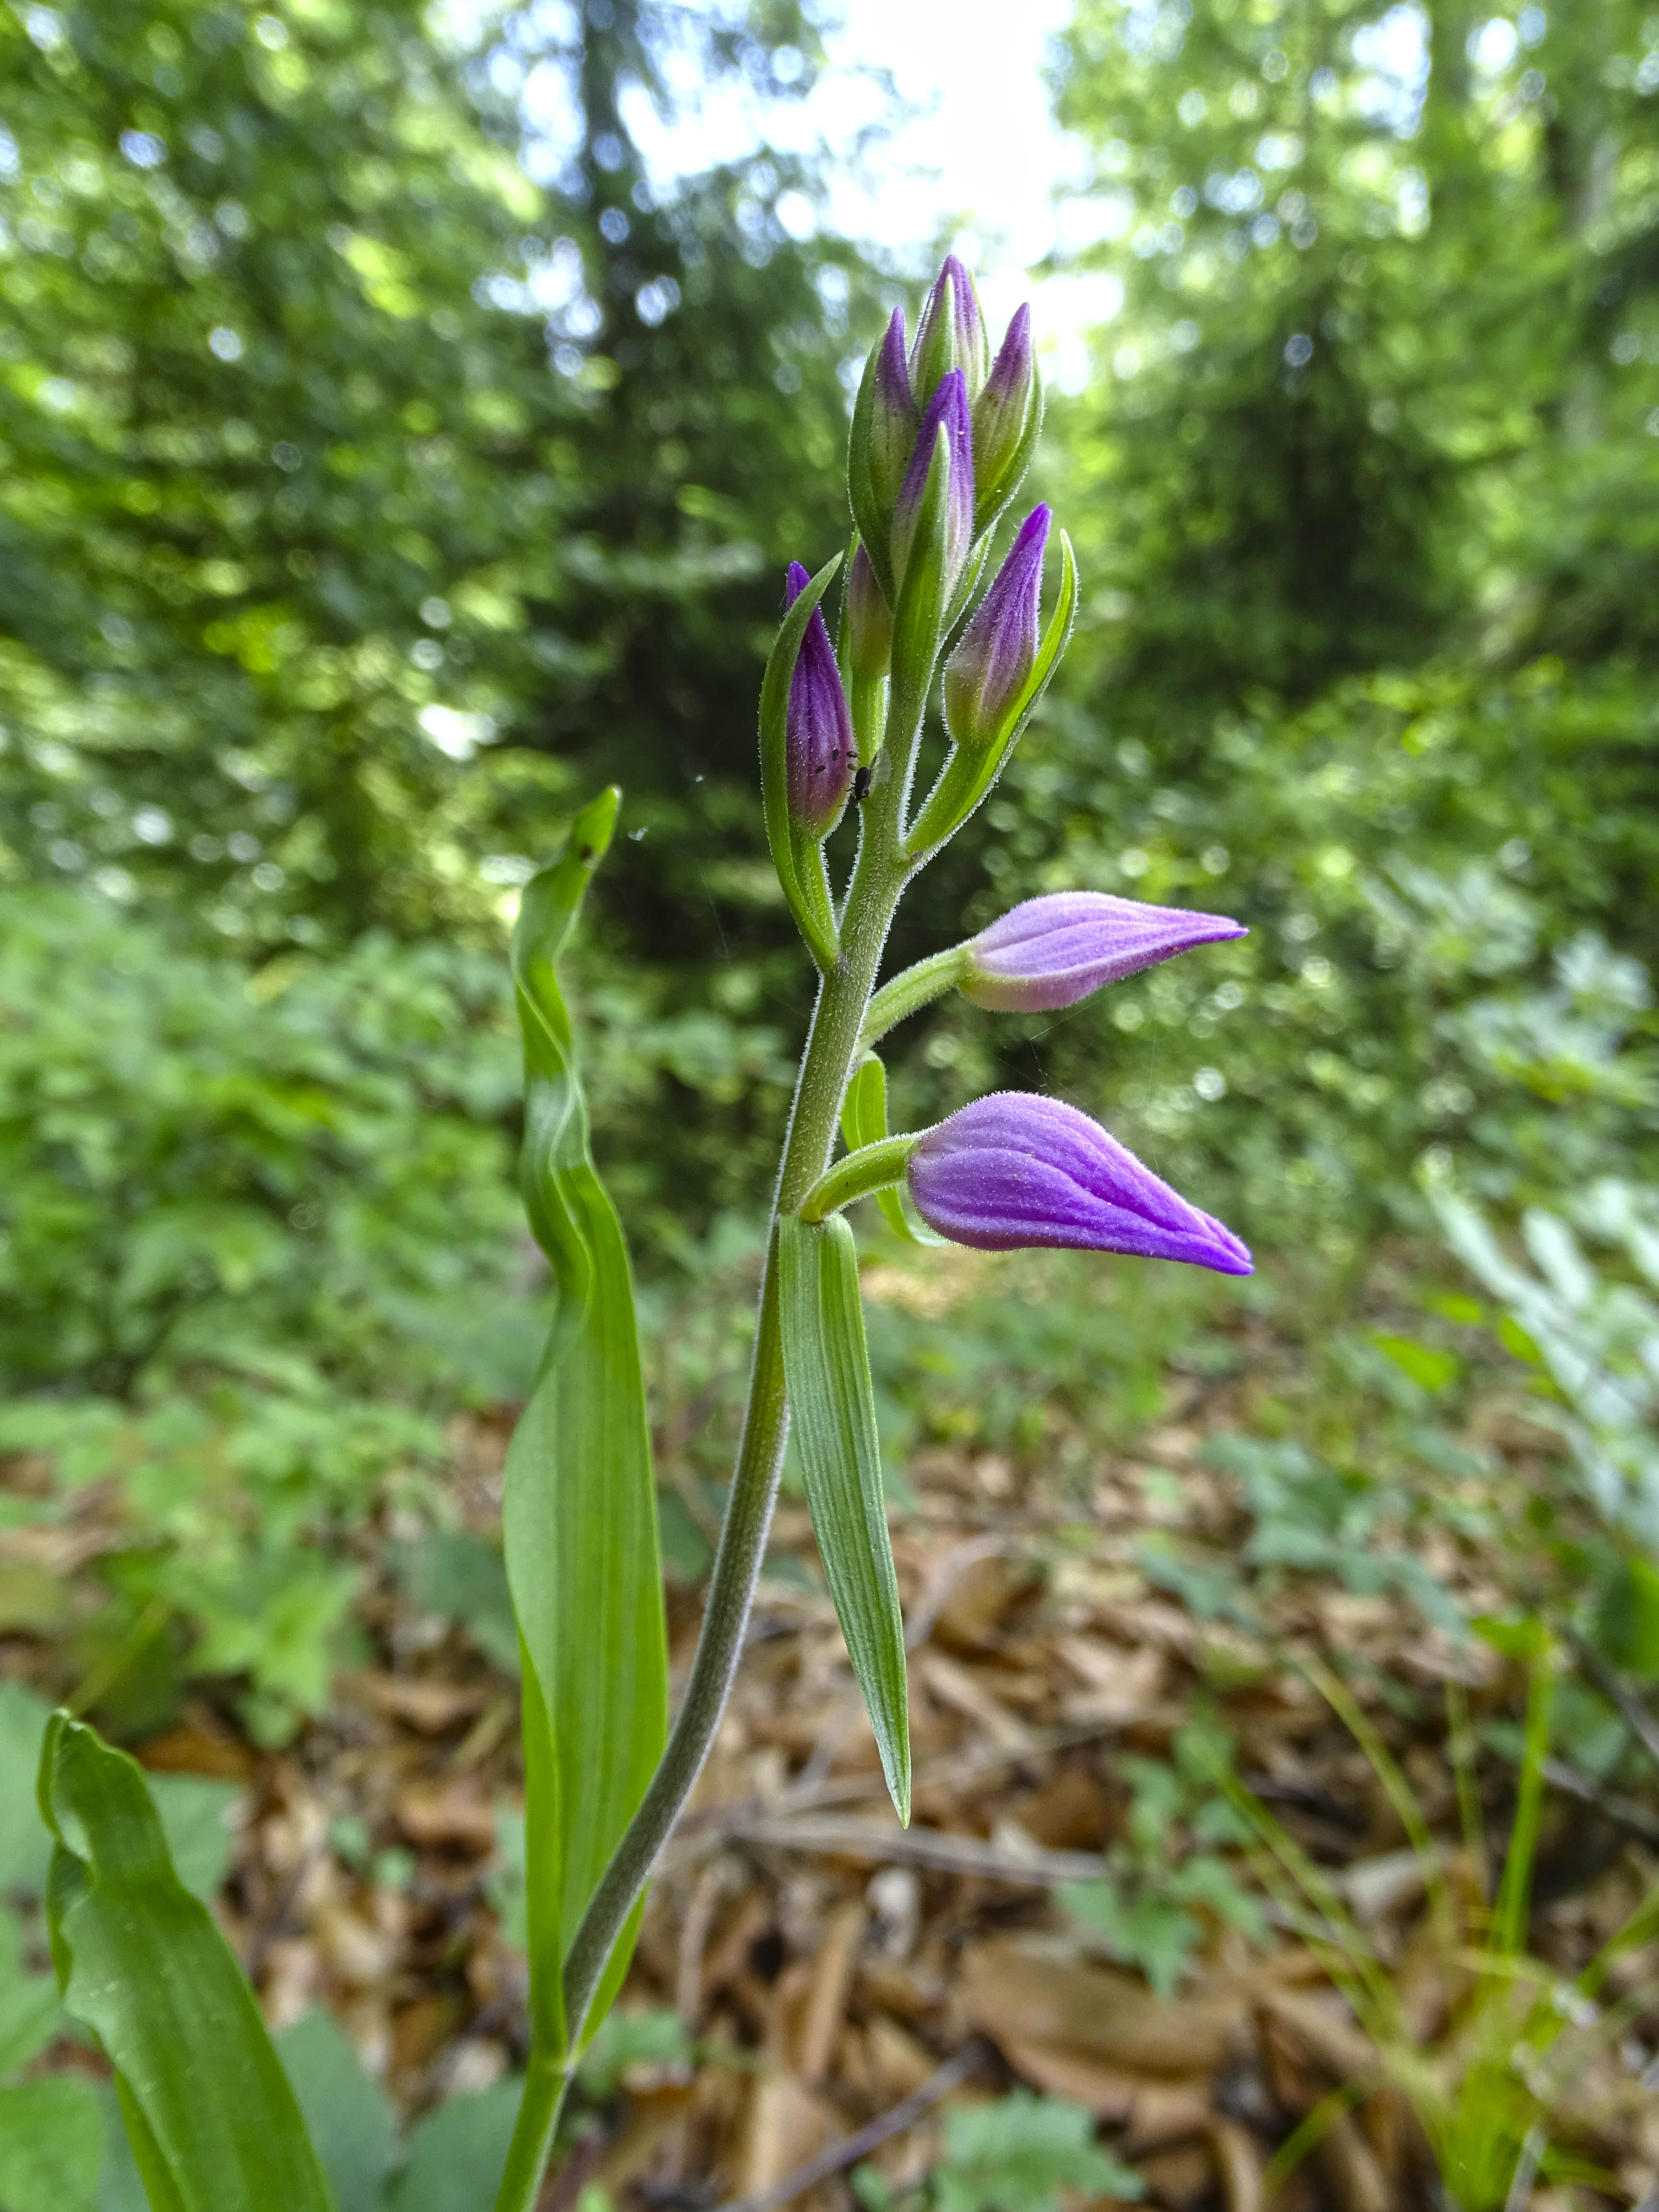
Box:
left=784, top=561, right=855, bottom=837
left=965, top=890, right=1247, bottom=1012
left=907, top=1092, right=1252, bottom=1275
left=943, top=505, right=1050, bottom=752
left=909, top=254, right=987, bottom=404
left=890, top=368, right=974, bottom=597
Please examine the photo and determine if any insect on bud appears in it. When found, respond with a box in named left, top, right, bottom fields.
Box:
left=942, top=505, right=1049, bottom=754
left=890, top=370, right=974, bottom=601
left=844, top=542, right=892, bottom=686
left=973, top=304, right=1037, bottom=520
left=784, top=561, right=856, bottom=838
left=908, top=253, right=989, bottom=409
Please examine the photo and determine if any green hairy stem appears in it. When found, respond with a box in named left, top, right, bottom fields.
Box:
left=551, top=654, right=928, bottom=2067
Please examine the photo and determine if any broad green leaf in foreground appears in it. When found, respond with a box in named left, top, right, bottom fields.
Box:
left=0, top=2077, right=105, bottom=2212
left=36, top=1711, right=333, bottom=2212
left=503, top=789, right=670, bottom=2061
left=778, top=1214, right=910, bottom=1821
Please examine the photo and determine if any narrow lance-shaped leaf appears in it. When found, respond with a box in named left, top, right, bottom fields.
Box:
left=504, top=788, right=669, bottom=2061
left=778, top=1214, right=911, bottom=1822
left=36, top=1711, right=335, bottom=2212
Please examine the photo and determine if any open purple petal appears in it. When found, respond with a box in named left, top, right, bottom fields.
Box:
left=907, top=1092, right=1252, bottom=1274
left=965, top=891, right=1247, bottom=1011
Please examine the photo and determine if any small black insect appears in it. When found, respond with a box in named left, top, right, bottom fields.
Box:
left=852, top=764, right=874, bottom=804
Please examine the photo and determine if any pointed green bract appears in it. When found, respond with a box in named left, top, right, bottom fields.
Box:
left=906, top=530, right=1079, bottom=859
left=777, top=1215, right=911, bottom=1822
left=36, top=1712, right=334, bottom=2212
left=504, top=790, right=669, bottom=2064
left=836, top=1055, right=932, bottom=1243
left=758, top=553, right=844, bottom=973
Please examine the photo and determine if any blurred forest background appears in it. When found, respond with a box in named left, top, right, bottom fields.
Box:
left=5, top=0, right=1659, bottom=2205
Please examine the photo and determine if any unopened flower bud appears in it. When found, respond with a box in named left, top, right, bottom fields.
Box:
left=942, top=505, right=1049, bottom=751
left=973, top=304, right=1037, bottom=516
left=784, top=561, right=855, bottom=837
left=907, top=1092, right=1252, bottom=1274
left=963, top=892, right=1247, bottom=1011
left=866, top=308, right=918, bottom=524
left=844, top=542, right=892, bottom=685
left=890, top=369, right=974, bottom=600
left=909, top=253, right=988, bottom=408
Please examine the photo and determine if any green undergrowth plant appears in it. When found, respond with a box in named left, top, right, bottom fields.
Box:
left=1228, top=1644, right=1659, bottom=2209
left=22, top=258, right=1261, bottom=2210
left=853, top=2089, right=1145, bottom=2212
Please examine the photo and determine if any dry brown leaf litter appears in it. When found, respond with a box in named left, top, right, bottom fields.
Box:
left=6, top=1359, right=1659, bottom=2210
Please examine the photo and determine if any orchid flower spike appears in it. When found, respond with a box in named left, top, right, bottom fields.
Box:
left=890, top=368, right=974, bottom=600
left=943, top=505, right=1050, bottom=754
left=963, top=891, right=1247, bottom=1012
left=906, top=1092, right=1252, bottom=1274
left=783, top=561, right=855, bottom=837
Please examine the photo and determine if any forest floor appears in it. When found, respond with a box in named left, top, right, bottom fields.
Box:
left=54, top=1265, right=1659, bottom=2212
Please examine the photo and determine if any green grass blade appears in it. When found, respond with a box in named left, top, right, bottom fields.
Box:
left=779, top=1215, right=911, bottom=1822
left=505, top=791, right=670, bottom=2058
left=36, top=1712, right=334, bottom=2212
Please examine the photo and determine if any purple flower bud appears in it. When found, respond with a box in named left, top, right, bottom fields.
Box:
left=909, top=254, right=988, bottom=406
left=844, top=541, right=892, bottom=685
left=964, top=891, right=1247, bottom=1012
left=973, top=304, right=1036, bottom=505
left=943, top=505, right=1049, bottom=751
left=866, top=308, right=918, bottom=520
left=784, top=560, right=855, bottom=837
left=907, top=1093, right=1252, bottom=1274
left=890, top=369, right=974, bottom=599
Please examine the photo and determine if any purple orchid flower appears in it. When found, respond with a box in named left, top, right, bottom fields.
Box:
left=943, top=505, right=1050, bottom=752
left=890, top=368, right=974, bottom=600
left=784, top=561, right=855, bottom=837
left=963, top=890, right=1247, bottom=1012
left=906, top=1092, right=1252, bottom=1274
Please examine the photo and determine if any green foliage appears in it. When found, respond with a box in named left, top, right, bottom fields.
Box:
left=37, top=1713, right=332, bottom=2212
left=932, top=2092, right=1143, bottom=2212
left=1058, top=1715, right=1262, bottom=1996
left=1232, top=1652, right=1658, bottom=2211
left=0, top=885, right=526, bottom=1735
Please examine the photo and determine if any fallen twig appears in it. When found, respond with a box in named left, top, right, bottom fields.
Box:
left=713, top=2039, right=989, bottom=2212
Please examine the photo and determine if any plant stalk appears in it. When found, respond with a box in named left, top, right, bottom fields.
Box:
left=495, top=2053, right=571, bottom=2212
left=553, top=673, right=926, bottom=2062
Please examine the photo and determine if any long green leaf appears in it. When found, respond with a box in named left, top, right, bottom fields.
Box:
left=778, top=1214, right=911, bottom=1821
left=504, top=788, right=669, bottom=2060
left=36, top=1711, right=334, bottom=2212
